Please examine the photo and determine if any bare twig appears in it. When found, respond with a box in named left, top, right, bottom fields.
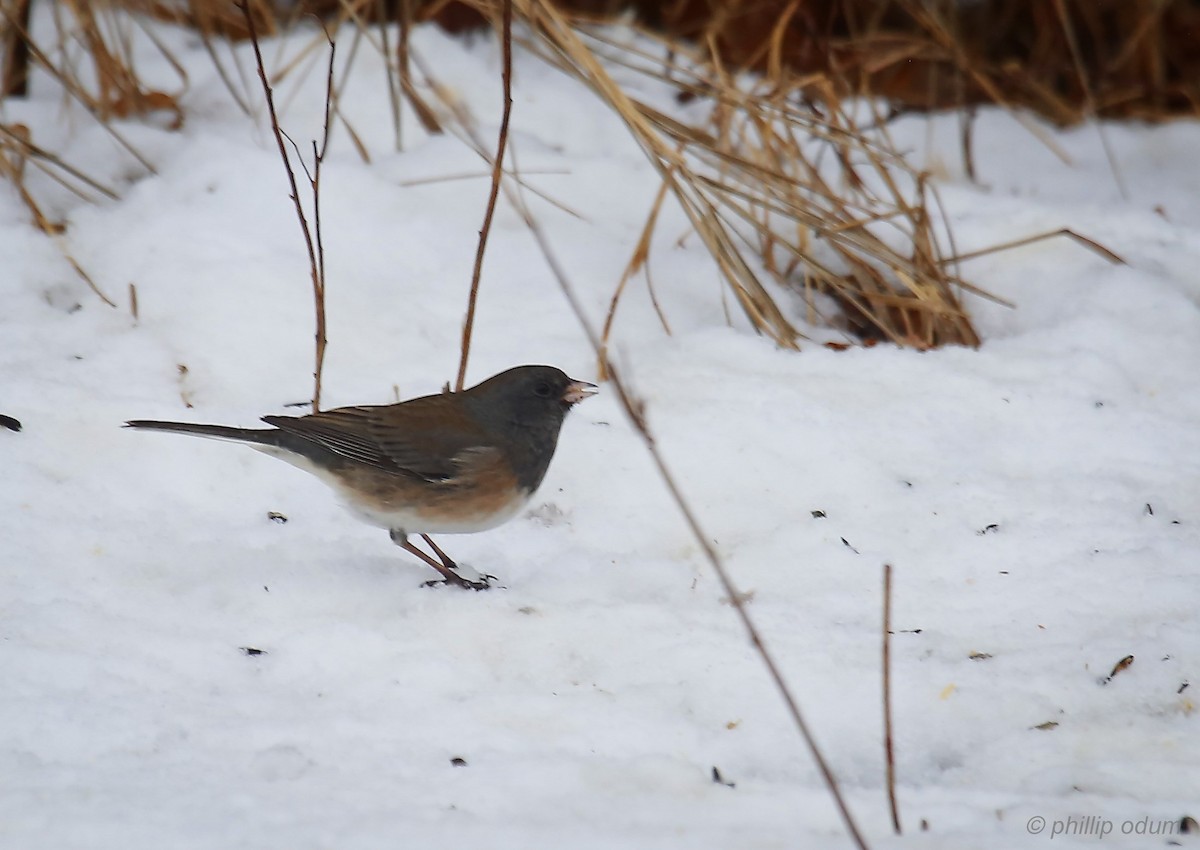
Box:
left=1, top=0, right=31, bottom=97
left=944, top=227, right=1126, bottom=267
left=57, top=244, right=116, bottom=308
left=455, top=0, right=513, bottom=392
left=505, top=165, right=870, bottom=850
left=239, top=2, right=332, bottom=411
left=882, top=563, right=901, bottom=835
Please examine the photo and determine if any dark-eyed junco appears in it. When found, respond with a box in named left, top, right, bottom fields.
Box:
left=126, top=365, right=596, bottom=590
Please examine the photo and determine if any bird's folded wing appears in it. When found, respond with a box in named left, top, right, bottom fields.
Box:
left=262, top=398, right=492, bottom=483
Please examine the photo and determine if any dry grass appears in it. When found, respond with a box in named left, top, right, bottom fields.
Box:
left=461, top=0, right=985, bottom=355
left=2, top=0, right=1150, bottom=342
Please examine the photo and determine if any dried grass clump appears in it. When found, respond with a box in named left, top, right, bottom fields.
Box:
left=455, top=0, right=983, bottom=354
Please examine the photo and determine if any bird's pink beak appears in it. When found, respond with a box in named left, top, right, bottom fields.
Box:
left=562, top=379, right=598, bottom=405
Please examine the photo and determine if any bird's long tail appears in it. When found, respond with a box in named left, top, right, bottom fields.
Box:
left=124, top=419, right=281, bottom=447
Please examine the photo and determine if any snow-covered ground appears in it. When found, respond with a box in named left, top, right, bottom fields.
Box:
left=2, top=13, right=1198, bottom=850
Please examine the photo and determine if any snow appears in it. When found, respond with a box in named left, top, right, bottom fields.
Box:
left=2, top=12, right=1197, bottom=850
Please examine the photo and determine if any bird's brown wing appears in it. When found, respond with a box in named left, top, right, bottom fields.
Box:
left=262, top=392, right=494, bottom=482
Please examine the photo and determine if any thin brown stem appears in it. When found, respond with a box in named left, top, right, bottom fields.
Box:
left=311, top=30, right=334, bottom=413
left=61, top=244, right=117, bottom=308
left=238, top=2, right=332, bottom=411
left=1, top=0, right=31, bottom=97
left=506, top=171, right=869, bottom=850
left=455, top=0, right=513, bottom=392
left=883, top=563, right=901, bottom=835
left=943, top=227, right=1125, bottom=268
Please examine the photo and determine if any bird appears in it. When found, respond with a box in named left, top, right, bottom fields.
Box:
left=126, top=365, right=596, bottom=590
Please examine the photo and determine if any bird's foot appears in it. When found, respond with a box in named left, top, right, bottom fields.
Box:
left=421, top=571, right=499, bottom=592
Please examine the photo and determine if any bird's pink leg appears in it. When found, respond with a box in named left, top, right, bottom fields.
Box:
left=389, top=529, right=490, bottom=591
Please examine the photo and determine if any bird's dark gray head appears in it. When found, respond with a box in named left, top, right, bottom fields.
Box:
left=466, top=365, right=595, bottom=428
left=463, top=365, right=596, bottom=492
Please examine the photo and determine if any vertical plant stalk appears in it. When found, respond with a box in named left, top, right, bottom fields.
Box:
left=883, top=563, right=901, bottom=835
left=455, top=0, right=512, bottom=392
left=505, top=179, right=869, bottom=850
left=1, top=0, right=31, bottom=97
left=239, top=2, right=332, bottom=411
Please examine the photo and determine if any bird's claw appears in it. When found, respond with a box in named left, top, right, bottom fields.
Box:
left=422, top=572, right=496, bottom=591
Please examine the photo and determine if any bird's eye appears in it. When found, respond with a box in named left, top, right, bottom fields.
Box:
left=533, top=381, right=554, bottom=398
